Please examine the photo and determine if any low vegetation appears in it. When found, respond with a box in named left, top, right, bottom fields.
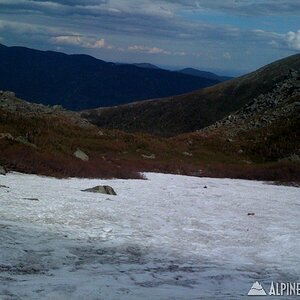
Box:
left=1, top=107, right=299, bottom=183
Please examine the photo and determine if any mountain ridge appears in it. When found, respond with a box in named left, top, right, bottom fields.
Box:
left=133, top=63, right=161, bottom=69
left=0, top=44, right=219, bottom=111
left=179, top=68, right=233, bottom=82
left=82, top=53, right=300, bottom=136
left=1, top=86, right=299, bottom=183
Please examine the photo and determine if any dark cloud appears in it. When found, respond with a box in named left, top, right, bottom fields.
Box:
left=0, top=0, right=298, bottom=73
left=0, top=1, right=248, bottom=42
left=1, top=1, right=299, bottom=19
left=192, top=0, right=300, bottom=15
left=29, top=0, right=107, bottom=5
left=0, top=1, right=294, bottom=45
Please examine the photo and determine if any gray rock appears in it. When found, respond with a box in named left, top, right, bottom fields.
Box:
left=15, top=136, right=37, bottom=148
left=294, top=102, right=300, bottom=111
left=141, top=154, right=156, bottom=160
left=289, top=69, right=300, bottom=79
left=0, top=132, right=14, bottom=140
left=4, top=91, right=15, bottom=98
left=0, top=165, right=6, bottom=175
left=280, top=154, right=300, bottom=162
left=82, top=185, right=117, bottom=195
left=0, top=133, right=37, bottom=148
left=52, top=105, right=64, bottom=111
left=74, top=148, right=89, bottom=161
left=182, top=152, right=193, bottom=157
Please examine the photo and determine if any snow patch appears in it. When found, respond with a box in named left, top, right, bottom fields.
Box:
left=0, top=172, right=299, bottom=299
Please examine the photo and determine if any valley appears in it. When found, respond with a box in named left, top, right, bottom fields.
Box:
left=0, top=51, right=299, bottom=184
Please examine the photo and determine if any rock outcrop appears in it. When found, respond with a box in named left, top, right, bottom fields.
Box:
left=0, top=132, right=37, bottom=148
left=0, top=90, right=93, bottom=129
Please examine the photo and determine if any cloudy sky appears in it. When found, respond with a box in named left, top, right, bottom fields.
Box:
left=0, top=0, right=299, bottom=75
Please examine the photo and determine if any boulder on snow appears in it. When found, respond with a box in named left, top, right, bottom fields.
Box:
left=0, top=165, right=7, bottom=175
left=82, top=185, right=117, bottom=195
left=74, top=148, right=89, bottom=161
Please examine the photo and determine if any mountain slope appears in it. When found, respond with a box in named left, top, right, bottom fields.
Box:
left=1, top=89, right=299, bottom=183
left=82, top=54, right=300, bottom=136
left=201, top=69, right=300, bottom=163
left=0, top=44, right=219, bottom=111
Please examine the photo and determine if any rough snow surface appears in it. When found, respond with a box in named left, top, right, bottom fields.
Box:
left=0, top=172, right=299, bottom=299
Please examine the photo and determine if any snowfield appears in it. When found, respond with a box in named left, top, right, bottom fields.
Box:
left=0, top=172, right=299, bottom=299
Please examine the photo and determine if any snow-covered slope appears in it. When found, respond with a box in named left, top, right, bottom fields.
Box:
left=0, top=173, right=299, bottom=299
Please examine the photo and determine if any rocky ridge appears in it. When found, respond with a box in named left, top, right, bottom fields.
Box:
left=0, top=91, right=93, bottom=129
left=203, top=69, right=300, bottom=135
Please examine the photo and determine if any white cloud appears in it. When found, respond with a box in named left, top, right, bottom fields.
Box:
left=269, top=40, right=279, bottom=47
left=128, top=45, right=170, bottom=55
left=52, top=35, right=82, bottom=46
left=89, top=38, right=113, bottom=49
left=174, top=51, right=187, bottom=56
left=189, top=0, right=300, bottom=15
left=51, top=35, right=113, bottom=49
left=2, top=0, right=300, bottom=17
left=286, top=29, right=300, bottom=51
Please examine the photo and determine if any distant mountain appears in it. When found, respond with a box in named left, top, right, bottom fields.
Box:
left=179, top=68, right=233, bottom=82
left=0, top=44, right=219, bottom=110
left=132, top=65, right=232, bottom=81
left=82, top=54, right=300, bottom=136
left=133, top=63, right=161, bottom=69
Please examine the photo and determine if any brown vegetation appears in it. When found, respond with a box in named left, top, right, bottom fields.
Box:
left=201, top=162, right=300, bottom=183
left=1, top=99, right=299, bottom=183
